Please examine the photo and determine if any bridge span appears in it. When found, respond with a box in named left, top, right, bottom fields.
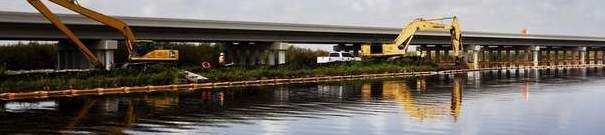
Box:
left=2, top=11, right=605, bottom=46
left=2, top=11, right=605, bottom=69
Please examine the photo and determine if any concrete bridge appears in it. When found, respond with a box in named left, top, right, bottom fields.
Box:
left=2, top=11, right=605, bottom=69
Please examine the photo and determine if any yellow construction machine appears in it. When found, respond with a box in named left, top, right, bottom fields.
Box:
left=27, top=0, right=178, bottom=67
left=361, top=16, right=462, bottom=61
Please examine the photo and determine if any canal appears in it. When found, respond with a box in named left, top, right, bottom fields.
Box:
left=2, top=68, right=605, bottom=135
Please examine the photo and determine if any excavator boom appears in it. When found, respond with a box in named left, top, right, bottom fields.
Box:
left=392, top=16, right=462, bottom=56
left=361, top=16, right=462, bottom=58
left=27, top=0, right=101, bottom=66
left=27, top=0, right=178, bottom=68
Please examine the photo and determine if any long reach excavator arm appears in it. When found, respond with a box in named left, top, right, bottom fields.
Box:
left=394, top=17, right=462, bottom=57
left=27, top=0, right=178, bottom=67
left=361, top=16, right=462, bottom=58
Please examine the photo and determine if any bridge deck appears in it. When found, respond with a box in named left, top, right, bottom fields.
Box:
left=1, top=11, right=605, bottom=46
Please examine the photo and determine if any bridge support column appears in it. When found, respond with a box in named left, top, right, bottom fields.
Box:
left=486, top=49, right=492, bottom=68
left=546, top=48, right=552, bottom=66
left=568, top=50, right=574, bottom=65
left=270, top=42, right=288, bottom=65
left=592, top=49, right=596, bottom=64
left=425, top=49, right=432, bottom=61
left=599, top=49, right=604, bottom=65
left=505, top=48, right=512, bottom=67
left=444, top=48, right=450, bottom=63
left=532, top=46, right=540, bottom=67
left=435, top=49, right=442, bottom=63
left=470, top=45, right=481, bottom=69
left=511, top=49, right=517, bottom=67
left=554, top=49, right=560, bottom=66
left=600, top=48, right=605, bottom=64
left=57, top=40, right=117, bottom=70
left=522, top=48, right=529, bottom=67
left=483, top=48, right=489, bottom=68
left=496, top=48, right=502, bottom=67
left=573, top=49, right=580, bottom=65
left=563, top=50, right=570, bottom=65
left=502, top=48, right=513, bottom=67
left=579, top=47, right=587, bottom=65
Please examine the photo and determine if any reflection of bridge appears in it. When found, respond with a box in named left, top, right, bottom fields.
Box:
left=2, top=11, right=605, bottom=68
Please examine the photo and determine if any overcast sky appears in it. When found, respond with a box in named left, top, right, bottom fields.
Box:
left=1, top=0, right=604, bottom=37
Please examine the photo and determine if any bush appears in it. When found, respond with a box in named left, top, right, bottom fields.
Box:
left=173, top=43, right=223, bottom=67
left=0, top=64, right=185, bottom=92
left=286, top=46, right=328, bottom=68
left=0, top=42, right=56, bottom=70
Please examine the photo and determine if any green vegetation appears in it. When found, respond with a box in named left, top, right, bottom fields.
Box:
left=0, top=65, right=181, bottom=92
left=173, top=43, right=224, bottom=66
left=0, top=42, right=57, bottom=70
left=0, top=43, right=438, bottom=92
left=0, top=60, right=436, bottom=92
left=286, top=46, right=329, bottom=67
left=197, top=60, right=435, bottom=81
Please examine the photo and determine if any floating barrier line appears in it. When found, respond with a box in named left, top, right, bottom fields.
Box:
left=1, top=64, right=604, bottom=101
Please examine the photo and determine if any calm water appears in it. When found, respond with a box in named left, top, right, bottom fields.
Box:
left=2, top=68, right=605, bottom=135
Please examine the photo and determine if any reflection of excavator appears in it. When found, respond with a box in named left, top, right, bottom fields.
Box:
left=361, top=17, right=462, bottom=61
left=361, top=79, right=462, bottom=122
left=62, top=99, right=137, bottom=134
left=27, top=0, right=178, bottom=67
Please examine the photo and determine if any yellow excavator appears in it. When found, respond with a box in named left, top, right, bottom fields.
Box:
left=360, top=16, right=462, bottom=62
left=27, top=0, right=178, bottom=67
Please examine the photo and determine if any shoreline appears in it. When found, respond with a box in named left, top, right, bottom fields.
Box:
left=2, top=64, right=604, bottom=101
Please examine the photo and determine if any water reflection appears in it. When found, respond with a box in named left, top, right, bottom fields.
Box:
left=521, top=80, right=529, bottom=102
left=1, top=68, right=605, bottom=134
left=359, top=79, right=462, bottom=122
